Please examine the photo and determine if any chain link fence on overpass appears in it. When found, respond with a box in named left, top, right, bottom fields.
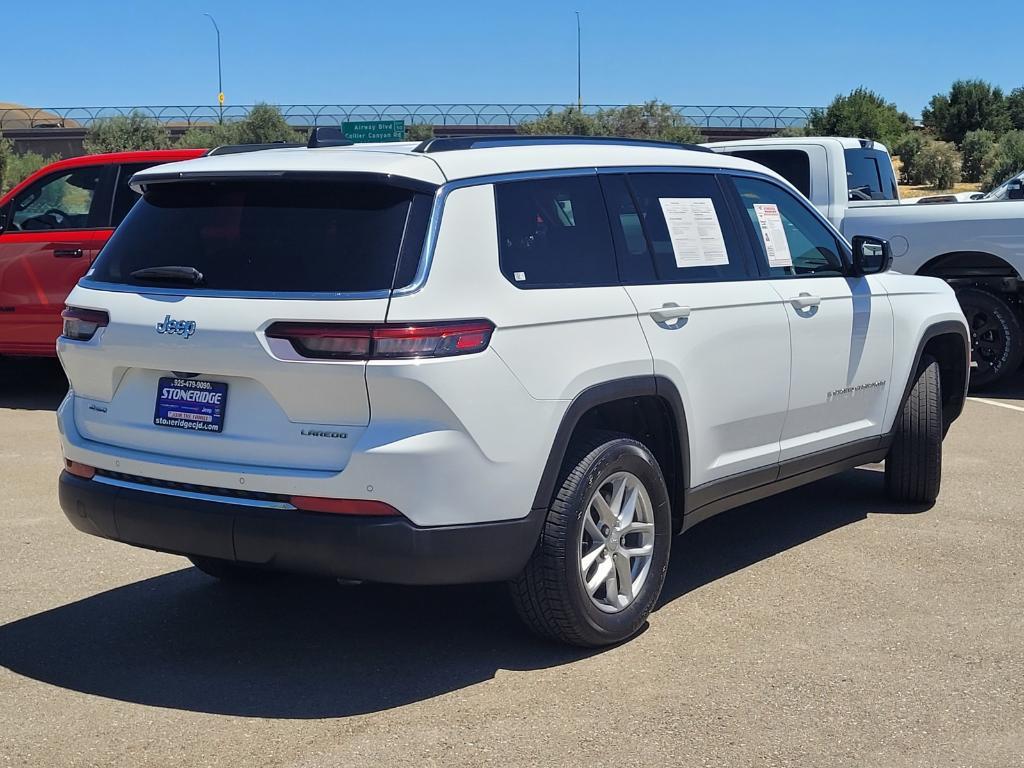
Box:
left=0, top=104, right=817, bottom=131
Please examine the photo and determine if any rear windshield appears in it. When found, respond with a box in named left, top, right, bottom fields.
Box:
left=89, top=180, right=430, bottom=293
left=844, top=149, right=899, bottom=201
left=728, top=149, right=811, bottom=197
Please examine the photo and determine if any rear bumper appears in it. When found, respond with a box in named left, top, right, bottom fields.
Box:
left=58, top=472, right=544, bottom=585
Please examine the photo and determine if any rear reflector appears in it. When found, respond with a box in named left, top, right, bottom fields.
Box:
left=266, top=320, right=494, bottom=360
left=64, top=459, right=96, bottom=479
left=61, top=307, right=109, bottom=342
left=290, top=496, right=401, bottom=516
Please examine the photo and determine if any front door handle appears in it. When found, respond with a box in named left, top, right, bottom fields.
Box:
left=649, top=303, right=692, bottom=323
left=54, top=248, right=84, bottom=258
left=790, top=293, right=821, bottom=309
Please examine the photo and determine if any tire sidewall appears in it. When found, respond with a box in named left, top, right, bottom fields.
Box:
left=959, top=287, right=1023, bottom=388
left=558, top=440, right=672, bottom=644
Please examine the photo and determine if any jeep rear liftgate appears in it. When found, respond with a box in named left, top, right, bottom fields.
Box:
left=59, top=177, right=432, bottom=472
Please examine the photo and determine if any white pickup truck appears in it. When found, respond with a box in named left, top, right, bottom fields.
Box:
left=707, top=136, right=1024, bottom=387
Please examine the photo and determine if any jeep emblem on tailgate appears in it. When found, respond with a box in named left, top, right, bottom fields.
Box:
left=156, top=315, right=197, bottom=339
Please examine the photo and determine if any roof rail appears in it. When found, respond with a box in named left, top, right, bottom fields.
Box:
left=307, top=126, right=354, bottom=149
left=206, top=142, right=303, bottom=156
left=412, top=134, right=714, bottom=154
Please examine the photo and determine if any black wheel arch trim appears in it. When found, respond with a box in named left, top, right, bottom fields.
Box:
left=904, top=319, right=970, bottom=427
left=530, top=375, right=690, bottom=512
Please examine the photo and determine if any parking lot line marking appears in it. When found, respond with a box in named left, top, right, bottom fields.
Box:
left=967, top=397, right=1024, bottom=413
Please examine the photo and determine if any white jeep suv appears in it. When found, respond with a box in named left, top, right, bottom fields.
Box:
left=56, top=134, right=970, bottom=647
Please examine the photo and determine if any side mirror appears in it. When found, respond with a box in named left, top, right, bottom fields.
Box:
left=851, top=235, right=892, bottom=275
left=1007, top=180, right=1024, bottom=200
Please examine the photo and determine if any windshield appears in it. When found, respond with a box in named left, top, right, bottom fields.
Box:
left=88, top=179, right=431, bottom=293
left=984, top=170, right=1024, bottom=201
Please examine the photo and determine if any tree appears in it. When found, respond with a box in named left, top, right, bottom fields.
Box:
left=960, top=130, right=997, bottom=183
left=805, top=88, right=911, bottom=147
left=83, top=111, right=169, bottom=153
left=922, top=79, right=1011, bottom=145
left=519, top=101, right=703, bottom=143
left=914, top=141, right=962, bottom=190
left=892, top=132, right=926, bottom=184
left=1008, top=87, right=1024, bottom=131
left=174, top=104, right=303, bottom=149
left=983, top=130, right=1024, bottom=191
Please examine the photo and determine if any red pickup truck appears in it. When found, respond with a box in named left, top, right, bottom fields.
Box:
left=0, top=149, right=205, bottom=356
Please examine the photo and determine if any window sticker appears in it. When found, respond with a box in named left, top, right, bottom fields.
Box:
left=753, top=203, right=793, bottom=268
left=657, top=197, right=729, bottom=269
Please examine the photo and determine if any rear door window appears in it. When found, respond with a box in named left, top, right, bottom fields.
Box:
left=494, top=175, right=618, bottom=288
left=88, top=179, right=431, bottom=293
left=619, top=172, right=754, bottom=283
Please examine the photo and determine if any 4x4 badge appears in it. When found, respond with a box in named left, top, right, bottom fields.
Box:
left=156, top=315, right=197, bottom=339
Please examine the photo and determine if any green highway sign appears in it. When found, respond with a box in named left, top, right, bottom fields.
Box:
left=341, top=120, right=406, bottom=143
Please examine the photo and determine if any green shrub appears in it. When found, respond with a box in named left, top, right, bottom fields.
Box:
left=84, top=111, right=169, bottom=153
left=982, top=130, right=1024, bottom=191
left=175, top=122, right=238, bottom=149
left=892, top=132, right=925, bottom=183
left=1, top=150, right=61, bottom=194
left=405, top=123, right=434, bottom=142
left=805, top=87, right=911, bottom=147
left=914, top=141, right=963, bottom=190
left=174, top=104, right=303, bottom=149
left=0, top=137, right=11, bottom=192
left=774, top=126, right=807, bottom=137
left=960, top=130, right=997, bottom=182
left=519, top=101, right=703, bottom=143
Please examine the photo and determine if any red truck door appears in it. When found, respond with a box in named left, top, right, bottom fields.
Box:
left=0, top=165, right=114, bottom=355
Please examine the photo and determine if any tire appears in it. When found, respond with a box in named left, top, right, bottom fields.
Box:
left=510, top=433, right=672, bottom=647
left=188, top=555, right=274, bottom=583
left=885, top=358, right=943, bottom=504
left=956, top=287, right=1024, bottom=389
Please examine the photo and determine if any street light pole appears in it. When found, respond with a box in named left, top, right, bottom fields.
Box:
left=575, top=11, right=582, bottom=110
left=202, top=13, right=224, bottom=123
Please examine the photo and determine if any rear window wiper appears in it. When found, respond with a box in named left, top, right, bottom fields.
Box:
left=129, top=266, right=205, bottom=286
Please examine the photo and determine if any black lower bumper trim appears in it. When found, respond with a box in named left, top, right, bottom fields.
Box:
left=59, top=472, right=544, bottom=585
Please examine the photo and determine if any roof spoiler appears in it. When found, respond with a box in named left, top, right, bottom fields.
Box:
left=206, top=142, right=303, bottom=156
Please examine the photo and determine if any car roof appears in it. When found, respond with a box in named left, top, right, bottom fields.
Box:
left=0, top=148, right=208, bottom=205
left=706, top=136, right=891, bottom=153
left=130, top=140, right=789, bottom=189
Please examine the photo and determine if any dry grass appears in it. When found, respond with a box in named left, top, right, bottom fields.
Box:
left=899, top=182, right=982, bottom=199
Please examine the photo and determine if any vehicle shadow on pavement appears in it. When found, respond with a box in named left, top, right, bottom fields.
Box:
left=0, top=467, right=926, bottom=719
left=0, top=358, right=68, bottom=411
left=973, top=371, right=1024, bottom=401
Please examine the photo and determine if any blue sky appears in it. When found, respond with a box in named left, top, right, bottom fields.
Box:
left=5, top=0, right=1021, bottom=117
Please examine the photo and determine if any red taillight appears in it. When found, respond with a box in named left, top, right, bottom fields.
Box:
left=266, top=320, right=494, bottom=360
left=61, top=307, right=109, bottom=342
left=290, top=496, right=400, bottom=516
left=64, top=459, right=96, bottom=479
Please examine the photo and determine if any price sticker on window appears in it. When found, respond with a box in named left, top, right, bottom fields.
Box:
left=753, top=203, right=793, bottom=268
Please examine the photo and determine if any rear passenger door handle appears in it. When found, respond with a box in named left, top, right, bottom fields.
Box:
left=53, top=248, right=84, bottom=258
left=648, top=304, right=691, bottom=323
left=790, top=293, right=821, bottom=309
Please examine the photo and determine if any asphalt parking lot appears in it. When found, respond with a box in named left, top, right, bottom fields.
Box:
left=1, top=358, right=1022, bottom=768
